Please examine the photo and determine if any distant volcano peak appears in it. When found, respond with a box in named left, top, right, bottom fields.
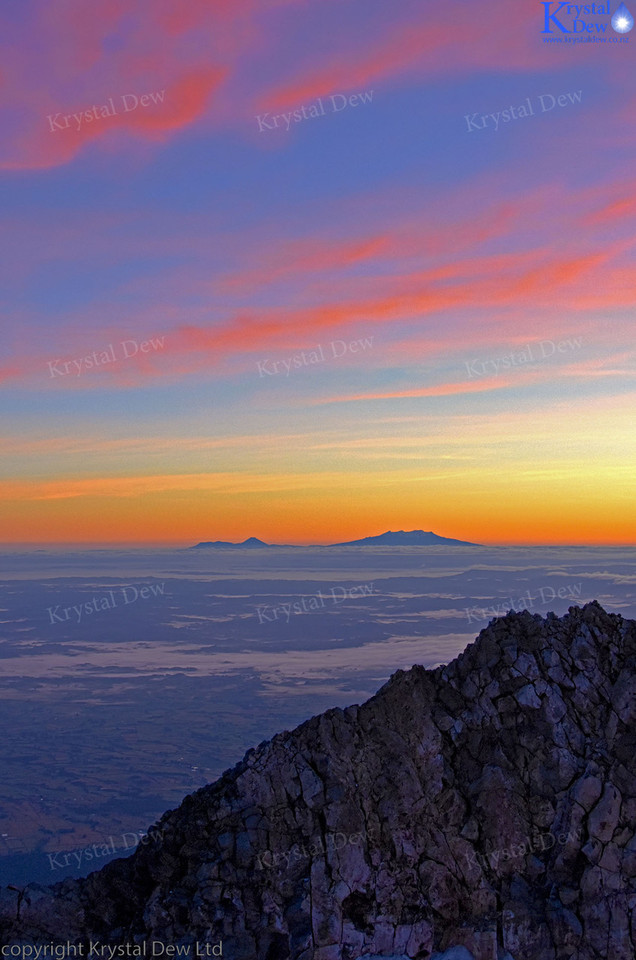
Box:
left=191, top=536, right=271, bottom=550
left=331, top=529, right=480, bottom=547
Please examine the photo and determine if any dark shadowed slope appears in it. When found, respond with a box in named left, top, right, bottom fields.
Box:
left=2, top=602, right=636, bottom=960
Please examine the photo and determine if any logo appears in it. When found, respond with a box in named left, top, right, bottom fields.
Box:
left=612, top=2, right=634, bottom=29
left=541, top=2, right=633, bottom=35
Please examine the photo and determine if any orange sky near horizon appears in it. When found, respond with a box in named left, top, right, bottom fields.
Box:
left=2, top=384, right=635, bottom=546
left=2, top=424, right=633, bottom=545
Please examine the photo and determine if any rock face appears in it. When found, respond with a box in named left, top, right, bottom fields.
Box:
left=2, top=601, right=636, bottom=959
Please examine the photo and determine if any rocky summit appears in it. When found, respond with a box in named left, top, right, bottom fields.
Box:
left=2, top=601, right=636, bottom=959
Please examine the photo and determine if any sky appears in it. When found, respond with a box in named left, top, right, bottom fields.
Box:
left=1, top=0, right=635, bottom=546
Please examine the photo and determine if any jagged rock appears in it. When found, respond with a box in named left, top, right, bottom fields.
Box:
left=1, top=602, right=636, bottom=959
left=570, top=773, right=603, bottom=812
left=515, top=683, right=542, bottom=708
left=588, top=783, right=622, bottom=843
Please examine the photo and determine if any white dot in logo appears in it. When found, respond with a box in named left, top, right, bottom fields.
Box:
left=611, top=3, right=634, bottom=32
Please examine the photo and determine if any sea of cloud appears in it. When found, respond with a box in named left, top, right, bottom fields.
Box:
left=0, top=544, right=634, bottom=884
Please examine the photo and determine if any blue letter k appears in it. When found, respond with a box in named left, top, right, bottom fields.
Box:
left=542, top=2, right=571, bottom=32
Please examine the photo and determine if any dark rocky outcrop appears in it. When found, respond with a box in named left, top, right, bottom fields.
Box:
left=2, top=602, right=636, bottom=959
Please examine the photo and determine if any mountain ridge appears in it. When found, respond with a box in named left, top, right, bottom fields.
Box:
left=190, top=529, right=480, bottom=549
left=1, top=601, right=634, bottom=959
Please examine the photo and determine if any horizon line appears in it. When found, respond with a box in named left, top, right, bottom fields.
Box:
left=1, top=540, right=635, bottom=549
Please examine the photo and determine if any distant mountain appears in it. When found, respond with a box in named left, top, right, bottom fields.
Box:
left=332, top=529, right=480, bottom=547
left=191, top=537, right=271, bottom=549
left=191, top=529, right=480, bottom=549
